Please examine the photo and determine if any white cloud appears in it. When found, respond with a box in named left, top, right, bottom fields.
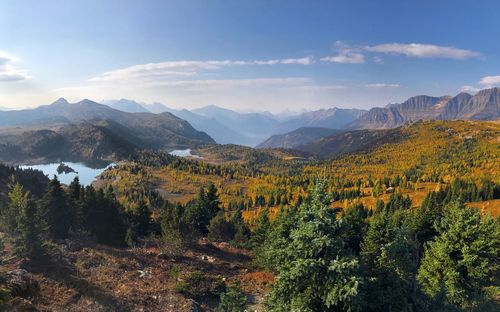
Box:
left=460, top=85, right=482, bottom=93
left=460, top=75, right=500, bottom=94
left=365, top=43, right=480, bottom=59
left=365, top=83, right=400, bottom=88
left=0, top=51, right=30, bottom=82
left=479, top=75, right=500, bottom=85
left=280, top=56, right=314, bottom=65
left=89, top=57, right=314, bottom=83
left=321, top=41, right=365, bottom=64
left=321, top=54, right=364, bottom=64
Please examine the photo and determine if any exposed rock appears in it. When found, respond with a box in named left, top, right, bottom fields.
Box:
left=349, top=87, right=500, bottom=129
left=5, top=269, right=39, bottom=299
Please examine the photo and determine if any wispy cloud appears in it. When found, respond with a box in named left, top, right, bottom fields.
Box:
left=479, top=75, right=500, bottom=85
left=0, top=52, right=30, bottom=82
left=321, top=41, right=365, bottom=64
left=365, top=83, right=400, bottom=88
left=365, top=43, right=480, bottom=59
left=89, top=57, right=314, bottom=83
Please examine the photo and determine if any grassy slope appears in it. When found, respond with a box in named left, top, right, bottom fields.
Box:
left=98, top=120, right=500, bottom=219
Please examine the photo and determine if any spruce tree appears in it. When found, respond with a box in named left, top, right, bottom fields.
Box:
left=418, top=202, right=500, bottom=309
left=265, top=180, right=362, bottom=311
left=40, top=176, right=71, bottom=239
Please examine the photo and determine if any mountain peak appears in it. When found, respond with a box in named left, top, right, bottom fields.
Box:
left=51, top=98, right=69, bottom=106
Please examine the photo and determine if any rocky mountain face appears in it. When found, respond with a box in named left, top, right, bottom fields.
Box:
left=349, top=88, right=500, bottom=129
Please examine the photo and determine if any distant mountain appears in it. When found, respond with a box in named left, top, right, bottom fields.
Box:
left=277, top=108, right=367, bottom=134
left=103, top=99, right=151, bottom=113
left=0, top=99, right=215, bottom=163
left=349, top=88, right=500, bottom=129
left=257, top=127, right=342, bottom=149
left=140, top=103, right=252, bottom=144
left=192, top=105, right=280, bottom=146
left=141, top=102, right=171, bottom=114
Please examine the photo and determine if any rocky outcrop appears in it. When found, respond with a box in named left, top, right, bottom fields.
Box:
left=349, top=87, right=500, bottom=129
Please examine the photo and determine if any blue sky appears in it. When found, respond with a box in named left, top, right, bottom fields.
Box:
left=0, top=0, right=499, bottom=112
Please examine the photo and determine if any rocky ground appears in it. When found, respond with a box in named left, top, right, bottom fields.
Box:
left=0, top=237, right=273, bottom=311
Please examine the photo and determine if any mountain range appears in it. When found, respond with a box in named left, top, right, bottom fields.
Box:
left=0, top=99, right=214, bottom=163
left=101, top=100, right=367, bottom=146
left=348, top=87, right=500, bottom=130
left=101, top=88, right=499, bottom=149
left=0, top=87, right=499, bottom=163
left=259, top=87, right=500, bottom=148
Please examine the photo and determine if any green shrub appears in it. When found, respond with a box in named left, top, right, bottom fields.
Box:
left=174, top=271, right=225, bottom=300
left=218, top=284, right=247, bottom=312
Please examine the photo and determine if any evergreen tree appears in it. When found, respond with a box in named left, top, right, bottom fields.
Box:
left=184, top=184, right=221, bottom=237
left=159, top=202, right=186, bottom=256
left=360, top=210, right=421, bottom=312
left=83, top=187, right=126, bottom=246
left=418, top=202, right=500, bottom=310
left=265, top=180, right=362, bottom=311
left=2, top=181, right=27, bottom=233
left=208, top=211, right=235, bottom=242
left=218, top=284, right=247, bottom=312
left=40, top=176, right=71, bottom=239
left=230, top=208, right=250, bottom=247
left=250, top=208, right=270, bottom=250
left=10, top=184, right=43, bottom=259
left=342, top=204, right=369, bottom=255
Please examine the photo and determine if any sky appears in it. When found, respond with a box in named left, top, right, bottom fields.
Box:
left=1, top=0, right=500, bottom=112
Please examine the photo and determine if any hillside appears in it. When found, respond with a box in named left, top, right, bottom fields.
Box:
left=257, top=127, right=342, bottom=149
left=0, top=99, right=215, bottom=163
left=349, top=87, right=500, bottom=129
left=295, top=127, right=403, bottom=158
left=95, top=121, right=500, bottom=218
left=1, top=120, right=499, bottom=312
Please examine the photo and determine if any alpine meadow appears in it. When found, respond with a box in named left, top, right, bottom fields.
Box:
left=0, top=1, right=499, bottom=311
